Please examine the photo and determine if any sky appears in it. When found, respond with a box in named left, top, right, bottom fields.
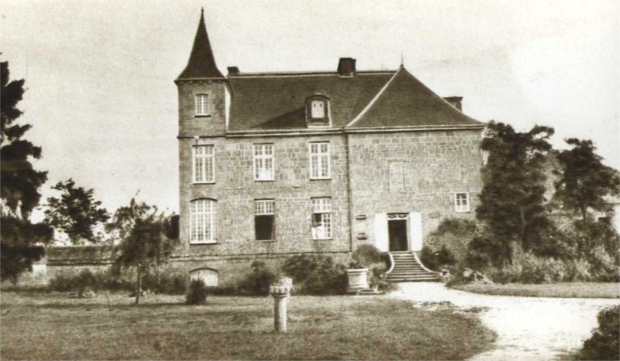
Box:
left=2, top=0, right=619, bottom=217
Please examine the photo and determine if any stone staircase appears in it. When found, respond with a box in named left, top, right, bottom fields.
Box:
left=386, top=251, right=440, bottom=282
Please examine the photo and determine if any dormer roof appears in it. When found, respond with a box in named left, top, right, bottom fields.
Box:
left=177, top=10, right=225, bottom=81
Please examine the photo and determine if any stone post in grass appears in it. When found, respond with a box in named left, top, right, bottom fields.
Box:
left=270, top=277, right=293, bottom=333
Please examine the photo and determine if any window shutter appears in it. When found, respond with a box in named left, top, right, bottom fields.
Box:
left=374, top=213, right=389, bottom=252
left=409, top=212, right=423, bottom=251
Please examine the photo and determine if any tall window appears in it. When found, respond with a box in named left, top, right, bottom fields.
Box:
left=190, top=199, right=216, bottom=243
left=455, top=192, right=470, bottom=212
left=195, top=94, right=209, bottom=115
left=253, top=144, right=274, bottom=181
left=312, top=197, right=332, bottom=240
left=255, top=199, right=275, bottom=241
left=193, top=145, right=214, bottom=183
left=309, top=142, right=330, bottom=179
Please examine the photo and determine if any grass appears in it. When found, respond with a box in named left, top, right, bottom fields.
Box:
left=0, top=291, right=495, bottom=360
left=452, top=282, right=620, bottom=299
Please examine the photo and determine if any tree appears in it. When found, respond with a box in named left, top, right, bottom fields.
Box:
left=554, top=138, right=620, bottom=222
left=1, top=60, right=53, bottom=282
left=474, top=122, right=554, bottom=266
left=44, top=179, right=110, bottom=244
left=108, top=199, right=178, bottom=304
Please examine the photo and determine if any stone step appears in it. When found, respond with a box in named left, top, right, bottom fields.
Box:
left=386, top=251, right=439, bottom=283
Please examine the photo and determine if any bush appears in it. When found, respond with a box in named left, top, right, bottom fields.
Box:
left=351, top=244, right=383, bottom=268
left=420, top=245, right=457, bottom=271
left=237, top=261, right=277, bottom=296
left=426, top=218, right=477, bottom=263
left=282, top=254, right=347, bottom=295
left=142, top=272, right=187, bottom=295
left=185, top=279, right=208, bottom=305
left=577, top=305, right=619, bottom=361
left=49, top=269, right=102, bottom=293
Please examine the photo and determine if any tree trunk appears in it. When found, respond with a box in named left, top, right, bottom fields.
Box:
left=580, top=205, right=587, bottom=223
left=135, top=264, right=141, bottom=305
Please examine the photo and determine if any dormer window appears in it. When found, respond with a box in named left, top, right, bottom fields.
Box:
left=311, top=100, right=325, bottom=118
left=306, top=95, right=330, bottom=126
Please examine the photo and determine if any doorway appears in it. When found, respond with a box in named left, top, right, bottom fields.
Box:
left=388, top=214, right=409, bottom=251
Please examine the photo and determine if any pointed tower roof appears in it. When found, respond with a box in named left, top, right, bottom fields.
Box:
left=177, top=9, right=225, bottom=80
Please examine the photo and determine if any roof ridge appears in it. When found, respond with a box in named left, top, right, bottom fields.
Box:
left=346, top=68, right=402, bottom=128
left=230, top=70, right=396, bottom=78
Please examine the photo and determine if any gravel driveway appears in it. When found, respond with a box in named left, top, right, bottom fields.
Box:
left=389, top=282, right=620, bottom=361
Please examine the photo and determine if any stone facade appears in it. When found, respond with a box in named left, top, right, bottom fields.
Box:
left=170, top=12, right=486, bottom=286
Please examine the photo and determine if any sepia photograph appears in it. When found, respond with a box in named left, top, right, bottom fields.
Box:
left=1, top=0, right=619, bottom=360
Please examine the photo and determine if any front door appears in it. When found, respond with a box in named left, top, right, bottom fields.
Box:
left=388, top=214, right=409, bottom=251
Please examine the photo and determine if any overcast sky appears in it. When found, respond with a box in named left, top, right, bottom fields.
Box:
left=2, top=0, right=619, bottom=216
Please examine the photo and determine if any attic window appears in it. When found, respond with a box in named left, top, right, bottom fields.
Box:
left=306, top=95, right=330, bottom=126
left=311, top=100, right=325, bottom=118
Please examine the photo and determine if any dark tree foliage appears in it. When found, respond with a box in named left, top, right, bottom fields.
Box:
left=0, top=60, right=53, bottom=282
left=1, top=61, right=48, bottom=218
left=577, top=306, right=619, bottom=361
left=109, top=199, right=179, bottom=304
left=554, top=138, right=620, bottom=222
left=474, top=122, right=554, bottom=266
left=44, top=179, right=110, bottom=244
left=1, top=217, right=54, bottom=282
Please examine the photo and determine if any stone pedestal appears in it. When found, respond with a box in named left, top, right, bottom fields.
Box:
left=269, top=277, right=293, bottom=333
left=347, top=268, right=369, bottom=293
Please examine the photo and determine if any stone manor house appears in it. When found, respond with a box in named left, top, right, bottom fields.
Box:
left=171, top=11, right=485, bottom=285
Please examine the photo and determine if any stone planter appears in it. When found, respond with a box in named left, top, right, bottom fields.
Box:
left=347, top=268, right=369, bottom=293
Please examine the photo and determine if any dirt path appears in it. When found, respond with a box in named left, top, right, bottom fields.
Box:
left=389, top=282, right=620, bottom=361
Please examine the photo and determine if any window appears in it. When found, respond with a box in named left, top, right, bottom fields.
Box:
left=193, top=145, right=215, bottom=183
left=255, top=199, right=275, bottom=241
left=312, top=198, right=332, bottom=240
left=455, top=192, right=470, bottom=212
left=306, top=95, right=330, bottom=126
left=195, top=94, right=209, bottom=116
left=309, top=142, right=330, bottom=179
left=253, top=144, right=274, bottom=181
left=190, top=199, right=216, bottom=243
left=311, top=100, right=325, bottom=119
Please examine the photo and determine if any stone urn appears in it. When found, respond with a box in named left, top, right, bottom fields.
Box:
left=347, top=268, right=369, bottom=293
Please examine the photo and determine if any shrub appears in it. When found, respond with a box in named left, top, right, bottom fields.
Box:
left=49, top=269, right=100, bottom=293
left=577, top=306, right=619, bottom=361
left=185, top=279, right=208, bottom=305
left=142, top=272, right=187, bottom=295
left=351, top=244, right=383, bottom=268
left=426, top=218, right=477, bottom=263
left=237, top=261, right=277, bottom=296
left=420, top=245, right=457, bottom=271
left=282, top=254, right=347, bottom=295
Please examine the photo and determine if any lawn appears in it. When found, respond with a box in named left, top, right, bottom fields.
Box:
left=0, top=290, right=495, bottom=360
left=452, top=282, right=620, bottom=299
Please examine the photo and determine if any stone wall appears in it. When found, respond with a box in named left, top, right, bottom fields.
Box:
left=348, top=129, right=483, bottom=250
left=177, top=134, right=352, bottom=257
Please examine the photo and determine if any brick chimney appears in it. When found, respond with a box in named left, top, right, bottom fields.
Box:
left=227, top=66, right=240, bottom=76
left=337, top=58, right=356, bottom=77
left=444, top=96, right=463, bottom=111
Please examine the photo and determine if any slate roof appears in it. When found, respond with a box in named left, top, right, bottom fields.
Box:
left=177, top=10, right=224, bottom=80
left=227, top=67, right=482, bottom=131
left=350, top=68, right=481, bottom=128
left=227, top=71, right=394, bottom=130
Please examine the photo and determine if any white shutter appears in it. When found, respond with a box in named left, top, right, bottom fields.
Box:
left=409, top=212, right=423, bottom=251
left=374, top=213, right=389, bottom=252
